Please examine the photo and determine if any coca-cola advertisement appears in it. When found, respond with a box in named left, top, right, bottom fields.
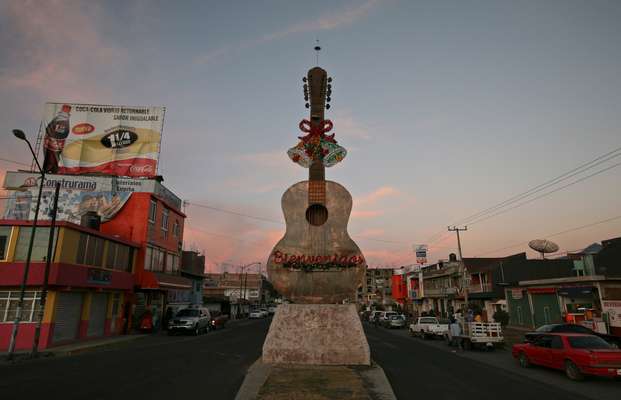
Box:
left=40, top=103, right=165, bottom=178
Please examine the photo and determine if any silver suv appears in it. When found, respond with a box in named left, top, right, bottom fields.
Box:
left=168, top=306, right=211, bottom=335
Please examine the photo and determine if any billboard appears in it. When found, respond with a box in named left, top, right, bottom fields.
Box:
left=415, top=244, right=428, bottom=265
left=41, top=103, right=164, bottom=178
left=2, top=171, right=182, bottom=224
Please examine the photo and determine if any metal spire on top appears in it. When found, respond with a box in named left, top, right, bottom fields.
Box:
left=314, top=39, right=321, bottom=66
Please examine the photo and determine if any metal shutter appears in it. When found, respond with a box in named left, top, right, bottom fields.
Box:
left=87, top=293, right=108, bottom=337
left=52, top=292, right=83, bottom=343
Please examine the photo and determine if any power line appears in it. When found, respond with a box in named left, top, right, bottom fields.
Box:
left=186, top=200, right=411, bottom=245
left=453, top=147, right=621, bottom=226
left=186, top=201, right=284, bottom=225
left=0, top=157, right=30, bottom=167
left=474, top=214, right=621, bottom=257
left=424, top=146, right=621, bottom=246
left=467, top=161, right=621, bottom=226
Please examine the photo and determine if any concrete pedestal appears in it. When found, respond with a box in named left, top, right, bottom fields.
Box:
left=262, top=304, right=370, bottom=365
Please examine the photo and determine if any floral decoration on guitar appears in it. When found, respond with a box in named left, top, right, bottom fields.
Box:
left=287, top=119, right=347, bottom=168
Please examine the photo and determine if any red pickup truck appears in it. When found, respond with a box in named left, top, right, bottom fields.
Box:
left=512, top=333, right=621, bottom=381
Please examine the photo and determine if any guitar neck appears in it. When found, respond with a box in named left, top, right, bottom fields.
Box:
left=307, top=66, right=326, bottom=205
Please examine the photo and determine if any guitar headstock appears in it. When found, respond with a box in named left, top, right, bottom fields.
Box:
left=303, top=67, right=332, bottom=122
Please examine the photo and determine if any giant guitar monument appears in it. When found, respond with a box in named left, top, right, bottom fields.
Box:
left=262, top=63, right=370, bottom=365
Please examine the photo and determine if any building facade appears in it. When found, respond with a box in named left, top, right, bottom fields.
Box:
left=358, top=268, right=394, bottom=308
left=0, top=220, right=138, bottom=351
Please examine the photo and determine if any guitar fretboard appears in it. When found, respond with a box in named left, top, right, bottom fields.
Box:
left=308, top=181, right=326, bottom=204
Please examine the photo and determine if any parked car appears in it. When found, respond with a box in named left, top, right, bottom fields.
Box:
left=210, top=311, right=228, bottom=330
left=168, top=306, right=211, bottom=335
left=378, top=311, right=398, bottom=324
left=525, top=324, right=621, bottom=348
left=385, top=314, right=406, bottom=329
left=410, top=316, right=449, bottom=339
left=268, top=305, right=278, bottom=315
left=448, top=321, right=504, bottom=350
left=368, top=311, right=383, bottom=323
left=249, top=309, right=267, bottom=319
left=512, top=333, right=621, bottom=380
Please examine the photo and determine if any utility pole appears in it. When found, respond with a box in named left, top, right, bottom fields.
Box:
left=31, top=182, right=61, bottom=357
left=448, top=226, right=468, bottom=311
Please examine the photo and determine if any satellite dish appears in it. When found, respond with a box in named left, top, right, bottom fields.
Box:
left=528, top=239, right=559, bottom=259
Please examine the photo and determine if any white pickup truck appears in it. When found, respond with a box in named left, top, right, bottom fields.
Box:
left=409, top=316, right=449, bottom=339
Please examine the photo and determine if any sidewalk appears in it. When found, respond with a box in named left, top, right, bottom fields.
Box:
left=1, top=334, right=148, bottom=364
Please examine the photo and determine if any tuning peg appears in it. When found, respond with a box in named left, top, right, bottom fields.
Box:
left=326, top=97, right=331, bottom=102
left=328, top=77, right=332, bottom=83
left=327, top=84, right=332, bottom=90
left=303, top=77, right=307, bottom=82
left=326, top=104, right=330, bottom=109
left=305, top=103, right=309, bottom=108
left=304, top=95, right=308, bottom=101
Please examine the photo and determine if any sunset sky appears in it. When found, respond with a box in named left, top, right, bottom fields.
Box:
left=1, top=0, right=620, bottom=272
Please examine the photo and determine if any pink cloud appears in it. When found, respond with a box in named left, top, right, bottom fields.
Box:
left=1, top=1, right=126, bottom=99
left=355, top=186, right=400, bottom=207
left=351, top=209, right=384, bottom=219
left=195, top=0, right=382, bottom=65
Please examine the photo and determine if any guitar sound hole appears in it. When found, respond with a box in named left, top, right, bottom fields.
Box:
left=306, top=204, right=328, bottom=226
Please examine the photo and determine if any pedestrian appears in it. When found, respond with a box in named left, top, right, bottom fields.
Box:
left=140, top=309, right=153, bottom=333
left=163, top=307, right=173, bottom=330
left=152, top=306, right=160, bottom=332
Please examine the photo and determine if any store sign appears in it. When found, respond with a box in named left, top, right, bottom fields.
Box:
left=602, top=300, right=621, bottom=328
left=527, top=287, right=556, bottom=294
left=2, top=171, right=182, bottom=223
left=557, top=286, right=594, bottom=297
left=87, top=269, right=112, bottom=285
left=40, top=103, right=164, bottom=178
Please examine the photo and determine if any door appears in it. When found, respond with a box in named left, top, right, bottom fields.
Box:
left=531, top=336, right=553, bottom=366
left=109, top=293, right=120, bottom=334
left=52, top=292, right=83, bottom=343
left=547, top=335, right=566, bottom=370
left=87, top=293, right=108, bottom=337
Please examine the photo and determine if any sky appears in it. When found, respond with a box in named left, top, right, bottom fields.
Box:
left=1, top=0, right=620, bottom=271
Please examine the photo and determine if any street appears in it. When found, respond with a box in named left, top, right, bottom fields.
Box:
left=2, top=319, right=619, bottom=400
left=0, top=319, right=271, bottom=400
left=365, top=323, right=620, bottom=400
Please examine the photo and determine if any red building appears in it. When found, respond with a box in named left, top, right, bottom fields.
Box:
left=0, top=220, right=138, bottom=351
left=100, top=188, right=193, bottom=324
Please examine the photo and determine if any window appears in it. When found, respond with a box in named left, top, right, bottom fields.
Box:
left=543, top=306, right=551, bottom=325
left=144, top=247, right=153, bottom=270
left=173, top=221, right=180, bottom=238
left=517, top=306, right=524, bottom=325
left=106, top=242, right=133, bottom=272
left=150, top=248, right=164, bottom=272
left=169, top=254, right=179, bottom=273
left=148, top=200, right=157, bottom=222
left=14, top=227, right=57, bottom=261
left=568, top=336, right=612, bottom=349
left=76, top=233, right=104, bottom=266
left=550, top=336, right=564, bottom=349
left=0, top=226, right=12, bottom=260
left=0, top=291, right=41, bottom=322
left=161, top=208, right=169, bottom=238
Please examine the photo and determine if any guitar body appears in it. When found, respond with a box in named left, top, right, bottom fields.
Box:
left=267, top=180, right=366, bottom=304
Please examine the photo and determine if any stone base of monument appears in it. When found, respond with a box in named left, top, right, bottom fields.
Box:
left=262, top=303, right=370, bottom=365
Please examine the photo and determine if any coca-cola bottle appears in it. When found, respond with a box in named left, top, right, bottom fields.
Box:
left=43, top=104, right=71, bottom=173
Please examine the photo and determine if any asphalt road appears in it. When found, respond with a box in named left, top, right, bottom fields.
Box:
left=365, top=323, right=620, bottom=400
left=3, top=318, right=619, bottom=400
left=1, top=318, right=271, bottom=400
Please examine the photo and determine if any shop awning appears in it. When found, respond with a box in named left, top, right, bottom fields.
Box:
left=140, top=271, right=193, bottom=290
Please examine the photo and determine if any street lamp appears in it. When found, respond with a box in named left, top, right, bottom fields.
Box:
left=6, top=130, right=46, bottom=360
left=237, top=262, right=261, bottom=318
